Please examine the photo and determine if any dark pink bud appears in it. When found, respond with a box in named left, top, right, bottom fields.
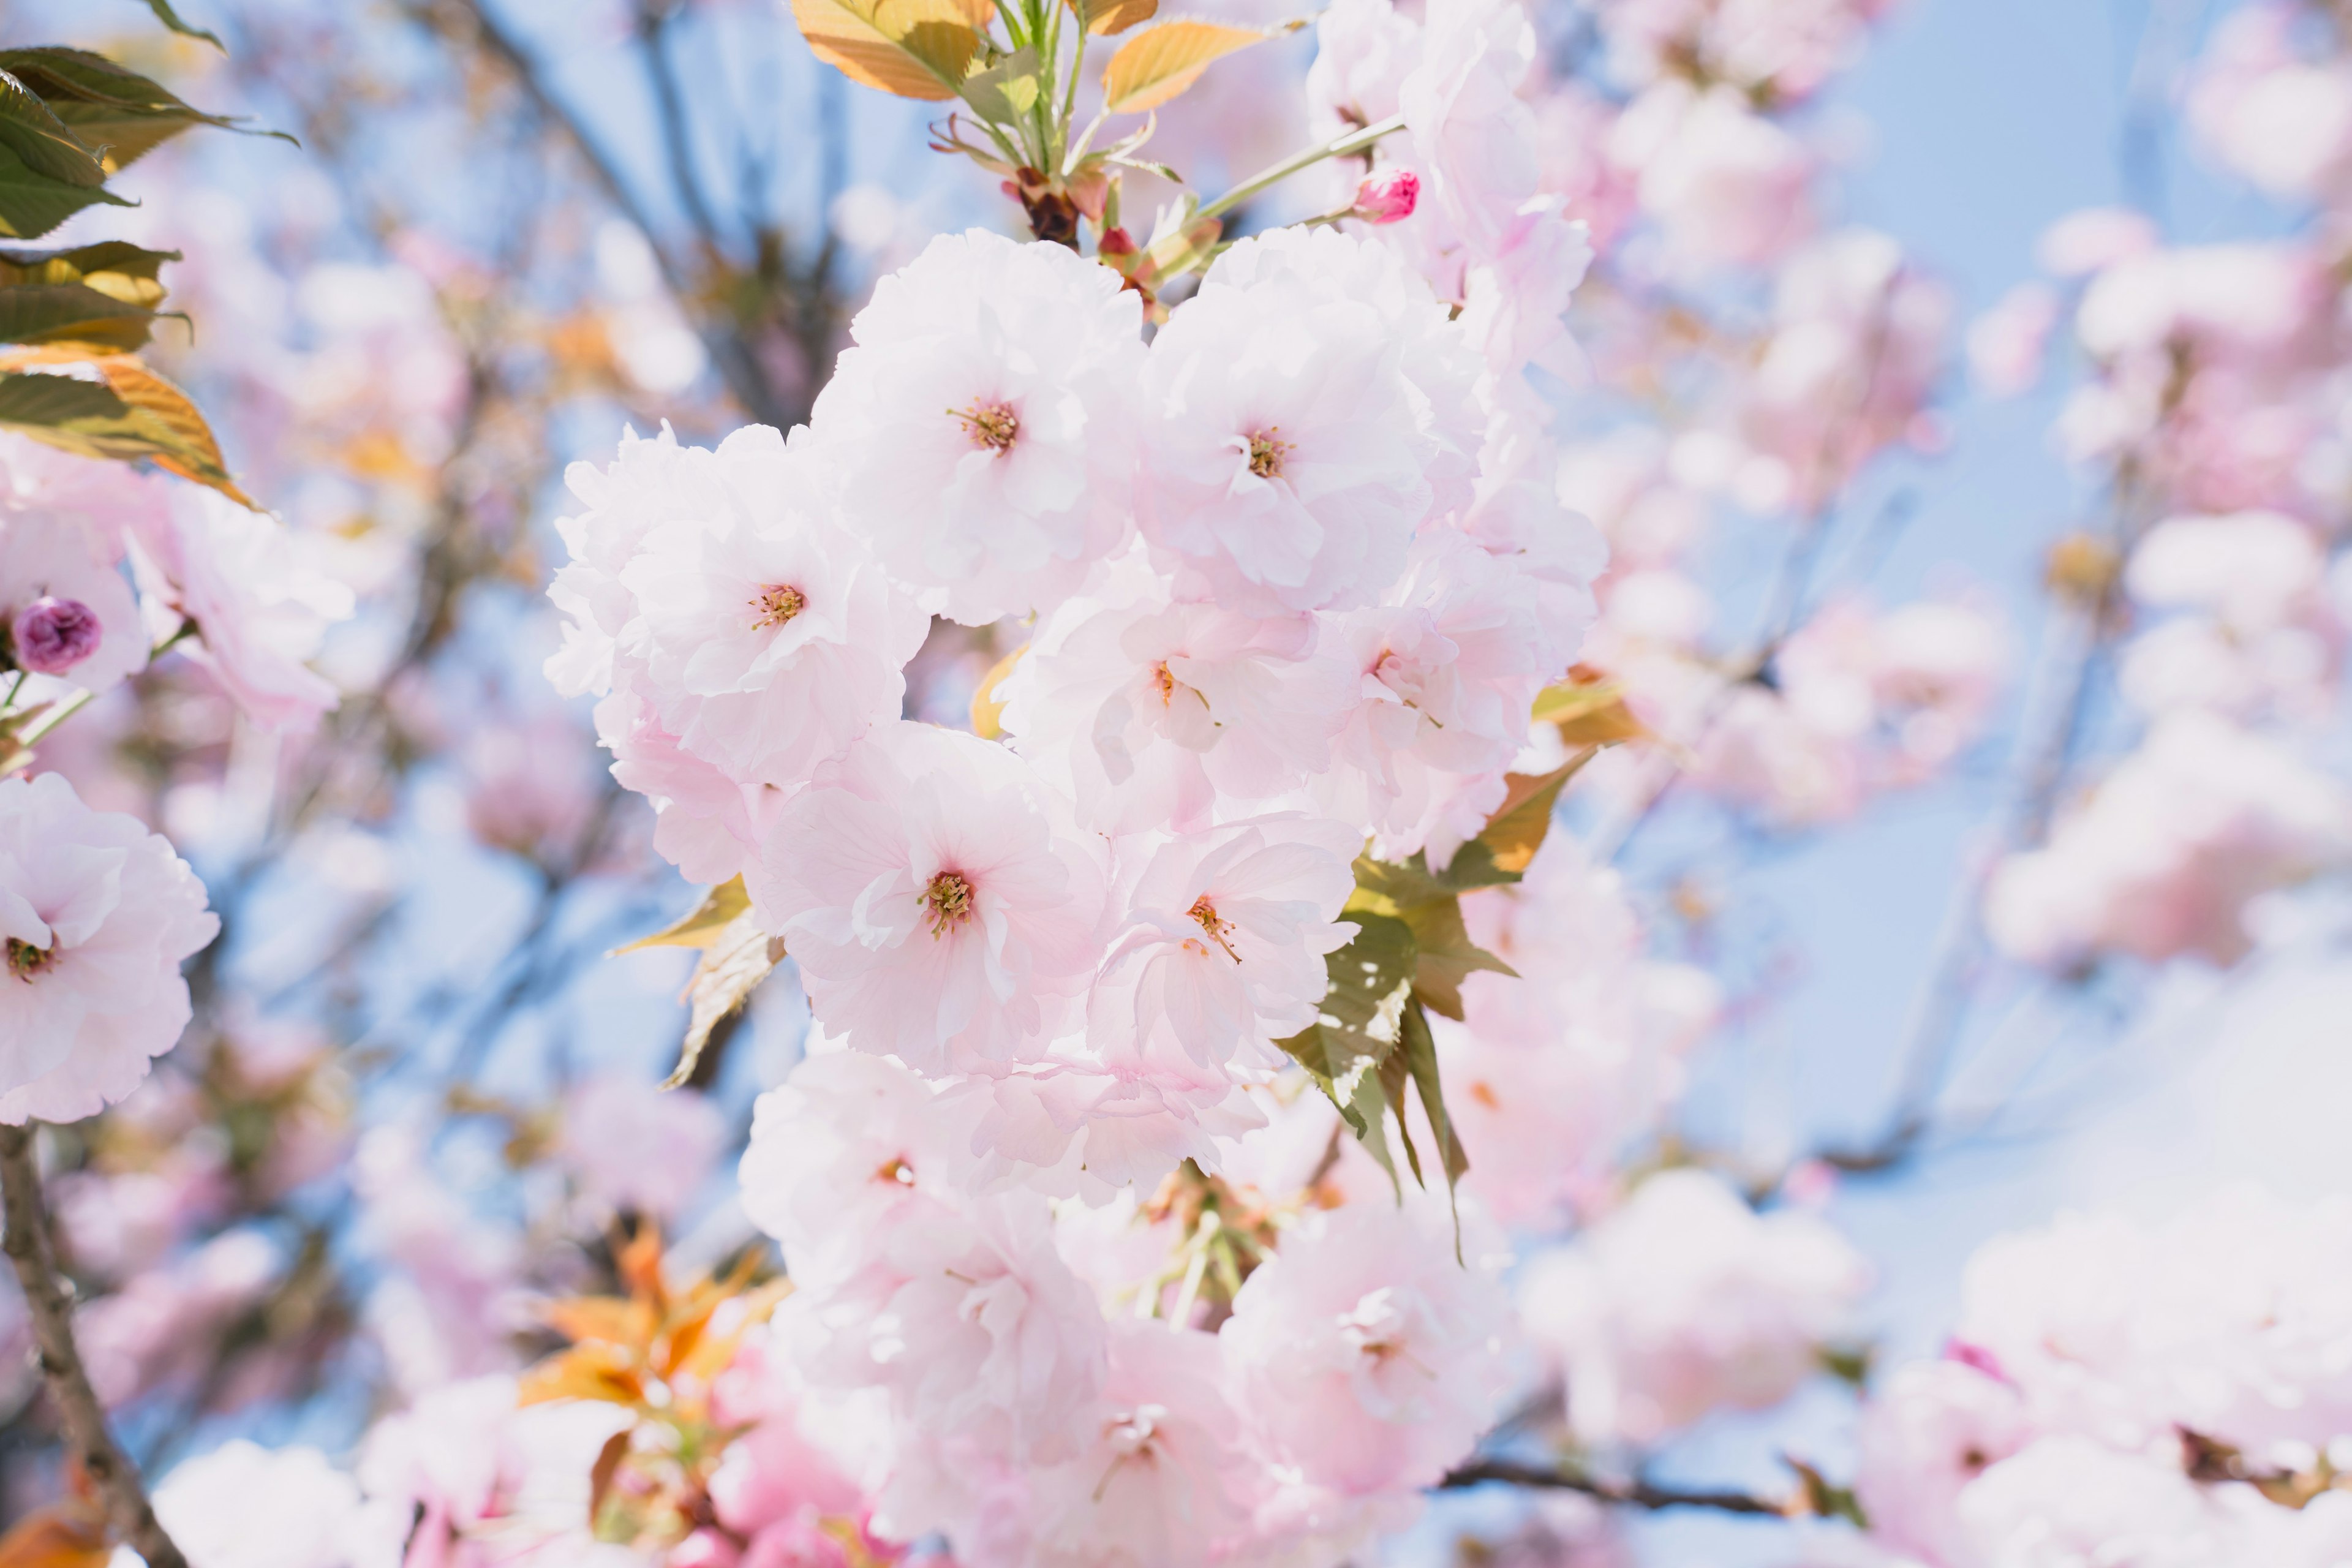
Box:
left=12, top=596, right=101, bottom=676
left=1354, top=168, right=1420, bottom=225
left=1943, top=1338, right=2012, bottom=1385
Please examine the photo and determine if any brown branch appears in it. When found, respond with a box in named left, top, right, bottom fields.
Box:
left=1439, top=1457, right=1790, bottom=1517
left=0, top=1126, right=187, bottom=1568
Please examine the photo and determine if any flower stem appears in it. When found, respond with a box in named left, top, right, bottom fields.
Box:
left=1193, top=112, right=1406, bottom=225
left=0, top=1125, right=189, bottom=1568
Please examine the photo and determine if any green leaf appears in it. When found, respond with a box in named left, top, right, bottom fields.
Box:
left=0, top=70, right=104, bottom=188
left=1273, top=910, right=1417, bottom=1136
left=1386, top=999, right=1469, bottom=1235
left=0, top=369, right=127, bottom=426
left=140, top=0, right=227, bottom=50
left=1390, top=894, right=1513, bottom=1022
left=0, top=50, right=272, bottom=170
left=0, top=143, right=131, bottom=241
left=960, top=47, right=1044, bottom=126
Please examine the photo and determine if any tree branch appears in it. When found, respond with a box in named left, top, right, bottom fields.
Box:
left=0, top=1126, right=187, bottom=1568
left=1439, top=1457, right=1790, bottom=1517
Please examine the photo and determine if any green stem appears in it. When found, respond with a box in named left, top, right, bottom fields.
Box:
left=1193, top=111, right=1406, bottom=225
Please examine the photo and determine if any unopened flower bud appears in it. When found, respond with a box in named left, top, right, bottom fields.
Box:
left=1353, top=169, right=1420, bottom=225
left=12, top=596, right=101, bottom=676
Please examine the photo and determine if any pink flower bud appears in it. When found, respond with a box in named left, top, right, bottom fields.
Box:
left=12, top=596, right=102, bottom=676
left=1353, top=169, right=1419, bottom=225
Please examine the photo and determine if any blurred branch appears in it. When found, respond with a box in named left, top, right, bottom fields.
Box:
left=0, top=1128, right=187, bottom=1568
left=1438, top=1457, right=1789, bottom=1516
left=423, top=0, right=796, bottom=425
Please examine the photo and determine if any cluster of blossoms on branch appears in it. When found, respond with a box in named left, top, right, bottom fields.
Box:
left=12, top=0, right=2352, bottom=1566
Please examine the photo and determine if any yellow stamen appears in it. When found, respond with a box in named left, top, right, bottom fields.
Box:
left=1188, top=895, right=1240, bottom=963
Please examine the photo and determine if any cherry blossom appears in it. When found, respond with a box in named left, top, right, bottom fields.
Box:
left=806, top=228, right=1145, bottom=624
left=0, top=772, right=217, bottom=1125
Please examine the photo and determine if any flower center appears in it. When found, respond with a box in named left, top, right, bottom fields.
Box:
left=1188, top=895, right=1240, bottom=963
left=922, top=871, right=976, bottom=937
left=1245, top=428, right=1292, bottom=480
left=875, top=1155, right=916, bottom=1187
left=752, top=584, right=805, bottom=630
left=951, top=400, right=1020, bottom=453
left=6, top=938, right=54, bottom=981
left=1153, top=662, right=1177, bottom=704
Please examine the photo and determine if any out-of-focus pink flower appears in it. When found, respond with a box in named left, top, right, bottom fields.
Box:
left=1518, top=1167, right=1871, bottom=1445
left=153, top=1439, right=405, bottom=1568
left=1609, top=80, right=1816, bottom=270
left=1967, top=281, right=2061, bottom=399
left=2035, top=206, right=2159, bottom=277
left=1853, top=1359, right=2035, bottom=1564
left=1985, top=711, right=2352, bottom=968
left=1954, top=1436, right=2260, bottom=1566
left=2188, top=4, right=2352, bottom=207
left=359, top=1373, right=636, bottom=1564
left=0, top=771, right=217, bottom=1124
left=78, top=1231, right=278, bottom=1406
left=556, top=1072, right=726, bottom=1220
left=1443, top=837, right=1716, bottom=1226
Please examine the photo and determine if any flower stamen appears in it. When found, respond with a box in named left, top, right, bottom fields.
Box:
left=752, top=584, right=806, bottom=630
left=951, top=400, right=1020, bottom=453
left=6, top=938, right=53, bottom=981
left=1188, top=895, right=1241, bottom=963
left=1245, top=428, right=1292, bottom=480
left=922, top=871, right=976, bottom=937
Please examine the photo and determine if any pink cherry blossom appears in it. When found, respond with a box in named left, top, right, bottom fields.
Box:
left=1608, top=80, right=1816, bottom=270
left=1853, top=1359, right=2036, bottom=1565
left=0, top=771, right=217, bottom=1125
left=806, top=228, right=1144, bottom=624
left=999, top=554, right=1352, bottom=835
left=152, top=1440, right=404, bottom=1568
left=1224, top=1199, right=1513, bottom=1501
left=1136, top=230, right=1442, bottom=616
left=1085, top=812, right=1361, bottom=1074
left=747, top=721, right=1106, bottom=1072
left=0, top=513, right=144, bottom=693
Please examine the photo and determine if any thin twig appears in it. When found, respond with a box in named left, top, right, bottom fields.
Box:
left=1439, top=1457, right=1789, bottom=1516
left=0, top=1126, right=187, bottom=1568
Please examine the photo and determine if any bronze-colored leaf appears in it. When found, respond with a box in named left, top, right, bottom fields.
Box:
left=1393, top=894, right=1514, bottom=1022
left=1071, top=0, right=1157, bottom=34
left=0, top=348, right=254, bottom=506
left=1101, top=19, right=1270, bottom=115
left=663, top=910, right=785, bottom=1089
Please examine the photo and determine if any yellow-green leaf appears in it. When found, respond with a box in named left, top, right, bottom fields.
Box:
left=969, top=644, right=1025, bottom=739
left=1101, top=19, right=1270, bottom=115
left=1391, top=894, right=1514, bottom=1022
left=791, top=0, right=993, bottom=101
left=611, top=875, right=752, bottom=955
